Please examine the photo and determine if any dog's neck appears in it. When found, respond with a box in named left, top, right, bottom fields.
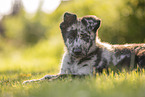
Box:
left=96, top=37, right=113, bottom=51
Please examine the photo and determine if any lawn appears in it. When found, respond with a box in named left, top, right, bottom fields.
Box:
left=1, top=63, right=145, bottom=97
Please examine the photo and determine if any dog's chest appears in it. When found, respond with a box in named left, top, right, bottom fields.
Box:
left=61, top=54, right=97, bottom=75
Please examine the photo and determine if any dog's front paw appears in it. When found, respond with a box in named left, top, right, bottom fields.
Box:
left=22, top=80, right=34, bottom=85
left=22, top=79, right=41, bottom=85
left=22, top=75, right=57, bottom=85
left=22, top=80, right=32, bottom=84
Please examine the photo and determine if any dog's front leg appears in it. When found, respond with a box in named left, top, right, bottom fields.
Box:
left=22, top=75, right=58, bottom=84
left=22, top=74, right=86, bottom=84
left=48, top=74, right=86, bottom=81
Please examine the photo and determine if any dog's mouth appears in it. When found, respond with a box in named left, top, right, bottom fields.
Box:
left=72, top=53, right=83, bottom=57
left=71, top=53, right=83, bottom=58
left=71, top=51, right=86, bottom=58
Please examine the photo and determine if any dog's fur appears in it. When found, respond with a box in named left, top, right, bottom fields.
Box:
left=23, top=12, right=145, bottom=84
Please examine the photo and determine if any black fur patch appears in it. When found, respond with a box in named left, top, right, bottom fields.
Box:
left=94, top=47, right=102, bottom=67
left=82, top=64, right=88, bottom=67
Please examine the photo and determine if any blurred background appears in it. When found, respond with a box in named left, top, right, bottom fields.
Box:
left=0, top=0, right=145, bottom=74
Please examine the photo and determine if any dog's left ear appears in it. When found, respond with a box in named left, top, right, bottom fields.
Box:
left=81, top=16, right=101, bottom=33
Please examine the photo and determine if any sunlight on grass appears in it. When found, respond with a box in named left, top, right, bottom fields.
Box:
left=1, top=70, right=145, bottom=97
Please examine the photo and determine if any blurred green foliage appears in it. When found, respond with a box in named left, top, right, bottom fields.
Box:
left=54, top=0, right=145, bottom=44
left=1, top=0, right=145, bottom=45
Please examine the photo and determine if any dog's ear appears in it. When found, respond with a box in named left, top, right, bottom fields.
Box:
left=64, top=12, right=77, bottom=23
left=60, top=12, right=77, bottom=30
left=81, top=16, right=101, bottom=33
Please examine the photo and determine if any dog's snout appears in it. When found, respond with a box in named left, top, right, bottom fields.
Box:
left=73, top=48, right=82, bottom=55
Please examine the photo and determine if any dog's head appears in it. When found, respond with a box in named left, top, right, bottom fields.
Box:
left=60, top=12, right=101, bottom=58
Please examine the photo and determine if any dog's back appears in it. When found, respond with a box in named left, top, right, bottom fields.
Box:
left=112, top=44, right=145, bottom=68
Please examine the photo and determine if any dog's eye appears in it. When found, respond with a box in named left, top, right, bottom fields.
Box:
left=68, top=34, right=76, bottom=43
left=68, top=35, right=75, bottom=44
left=80, top=34, right=90, bottom=42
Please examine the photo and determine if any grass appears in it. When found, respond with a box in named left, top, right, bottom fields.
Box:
left=1, top=69, right=145, bottom=97
left=1, top=40, right=145, bottom=97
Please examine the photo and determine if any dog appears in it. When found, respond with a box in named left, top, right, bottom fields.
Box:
left=23, top=12, right=145, bottom=84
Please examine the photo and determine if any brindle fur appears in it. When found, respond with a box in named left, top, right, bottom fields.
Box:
left=23, top=12, right=145, bottom=84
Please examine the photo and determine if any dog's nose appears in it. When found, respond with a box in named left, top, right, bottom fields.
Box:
left=73, top=48, right=82, bottom=55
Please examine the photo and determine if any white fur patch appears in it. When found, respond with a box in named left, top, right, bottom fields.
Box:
left=112, top=54, right=126, bottom=66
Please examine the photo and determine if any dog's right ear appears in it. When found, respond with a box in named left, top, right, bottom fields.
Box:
left=81, top=16, right=101, bottom=33
left=60, top=12, right=77, bottom=30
